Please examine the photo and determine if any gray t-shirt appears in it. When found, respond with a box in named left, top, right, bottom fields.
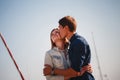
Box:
left=44, top=47, right=70, bottom=80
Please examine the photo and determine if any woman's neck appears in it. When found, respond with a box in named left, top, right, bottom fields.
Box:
left=55, top=41, right=64, bottom=50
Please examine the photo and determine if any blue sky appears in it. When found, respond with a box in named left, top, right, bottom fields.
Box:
left=0, top=0, right=120, bottom=80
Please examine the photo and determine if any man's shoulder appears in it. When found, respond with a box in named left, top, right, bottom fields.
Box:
left=73, top=34, right=88, bottom=45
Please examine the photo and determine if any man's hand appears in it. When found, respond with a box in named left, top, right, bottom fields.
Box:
left=43, top=64, right=52, bottom=76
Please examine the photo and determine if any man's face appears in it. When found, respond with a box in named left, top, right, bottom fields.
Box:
left=58, top=24, right=67, bottom=39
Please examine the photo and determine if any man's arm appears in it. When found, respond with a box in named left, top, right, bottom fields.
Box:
left=54, top=64, right=92, bottom=77
left=43, top=65, right=78, bottom=77
left=54, top=68, right=78, bottom=77
left=43, top=64, right=92, bottom=77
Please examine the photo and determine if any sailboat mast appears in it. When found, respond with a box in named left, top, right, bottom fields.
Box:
left=91, top=32, right=103, bottom=80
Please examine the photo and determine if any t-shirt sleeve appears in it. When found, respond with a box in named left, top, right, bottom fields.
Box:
left=44, top=52, right=53, bottom=67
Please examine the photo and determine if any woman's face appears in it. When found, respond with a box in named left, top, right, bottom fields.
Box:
left=51, top=29, right=61, bottom=43
left=58, top=24, right=67, bottom=39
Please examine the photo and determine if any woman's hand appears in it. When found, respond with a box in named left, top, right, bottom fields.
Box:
left=80, top=64, right=93, bottom=76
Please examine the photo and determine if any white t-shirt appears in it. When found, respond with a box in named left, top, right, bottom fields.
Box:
left=44, top=47, right=70, bottom=80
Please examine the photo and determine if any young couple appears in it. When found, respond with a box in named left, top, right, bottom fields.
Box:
left=43, top=16, right=95, bottom=80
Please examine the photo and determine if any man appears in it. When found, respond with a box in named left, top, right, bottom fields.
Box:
left=57, top=16, right=95, bottom=80
left=43, top=16, right=94, bottom=80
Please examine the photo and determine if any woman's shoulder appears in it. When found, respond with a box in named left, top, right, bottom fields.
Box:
left=46, top=47, right=58, bottom=55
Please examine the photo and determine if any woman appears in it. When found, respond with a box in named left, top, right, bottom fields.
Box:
left=43, top=28, right=91, bottom=80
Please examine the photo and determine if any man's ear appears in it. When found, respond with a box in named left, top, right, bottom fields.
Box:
left=65, top=25, right=69, bottom=31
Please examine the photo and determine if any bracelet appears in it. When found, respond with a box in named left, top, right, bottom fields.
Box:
left=77, top=72, right=81, bottom=76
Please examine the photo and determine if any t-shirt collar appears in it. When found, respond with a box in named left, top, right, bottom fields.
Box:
left=69, top=33, right=77, bottom=43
